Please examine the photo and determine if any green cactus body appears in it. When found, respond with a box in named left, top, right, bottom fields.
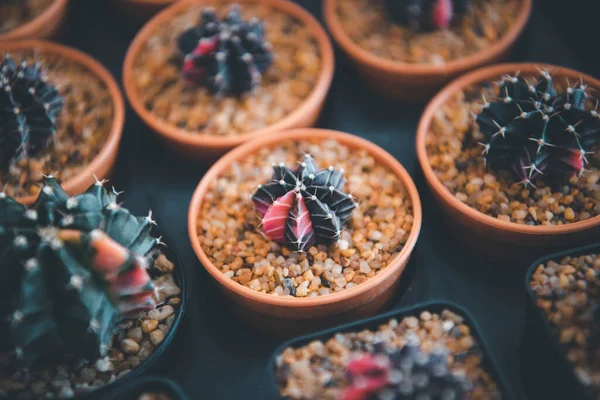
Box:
left=0, top=55, right=64, bottom=170
left=0, top=177, right=159, bottom=368
left=475, top=70, right=600, bottom=186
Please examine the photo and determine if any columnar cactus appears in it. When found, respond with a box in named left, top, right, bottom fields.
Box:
left=252, top=155, right=358, bottom=252
left=386, top=0, right=470, bottom=30
left=0, top=54, right=64, bottom=170
left=177, top=5, right=274, bottom=97
left=475, top=70, right=600, bottom=186
left=0, top=176, right=159, bottom=368
left=341, top=336, right=472, bottom=400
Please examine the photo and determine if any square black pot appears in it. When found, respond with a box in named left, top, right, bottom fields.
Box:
left=268, top=300, right=515, bottom=399
left=521, top=242, right=599, bottom=400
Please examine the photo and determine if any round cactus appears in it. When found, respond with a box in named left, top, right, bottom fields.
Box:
left=251, top=154, right=358, bottom=252
left=0, top=176, right=160, bottom=368
left=386, top=0, right=470, bottom=30
left=475, top=70, right=600, bottom=186
left=341, top=336, right=472, bottom=400
left=177, top=5, right=274, bottom=97
left=0, top=54, right=64, bottom=170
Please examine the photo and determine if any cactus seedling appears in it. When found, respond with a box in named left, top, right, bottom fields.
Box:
left=341, top=336, right=472, bottom=400
left=0, top=54, right=64, bottom=170
left=177, top=5, right=274, bottom=97
left=475, top=70, right=600, bottom=187
left=252, top=154, right=358, bottom=252
left=0, top=176, right=159, bottom=368
left=386, top=0, right=470, bottom=30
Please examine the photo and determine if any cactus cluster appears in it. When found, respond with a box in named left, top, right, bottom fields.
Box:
left=341, top=335, right=472, bottom=400
left=252, top=154, right=358, bottom=252
left=0, top=54, right=64, bottom=170
left=386, top=0, right=470, bottom=30
left=475, top=70, right=600, bottom=186
left=177, top=5, right=274, bottom=97
left=0, top=176, right=160, bottom=368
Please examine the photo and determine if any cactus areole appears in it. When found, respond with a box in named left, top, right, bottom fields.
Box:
left=0, top=176, right=159, bottom=368
left=177, top=5, right=274, bottom=97
left=386, top=0, right=470, bottom=30
left=0, top=54, right=64, bottom=171
left=475, top=70, right=600, bottom=187
left=252, top=155, right=358, bottom=253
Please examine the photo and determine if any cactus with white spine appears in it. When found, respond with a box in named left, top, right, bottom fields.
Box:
left=0, top=176, right=160, bottom=368
left=252, top=154, right=358, bottom=252
left=0, top=54, right=64, bottom=170
left=475, top=69, right=600, bottom=186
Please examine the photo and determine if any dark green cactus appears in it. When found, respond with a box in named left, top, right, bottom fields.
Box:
left=342, top=335, right=472, bottom=400
left=0, top=54, right=64, bottom=170
left=177, top=5, right=274, bottom=97
left=386, top=0, right=471, bottom=30
left=475, top=70, right=600, bottom=186
left=252, top=154, right=358, bottom=252
left=0, top=176, right=160, bottom=368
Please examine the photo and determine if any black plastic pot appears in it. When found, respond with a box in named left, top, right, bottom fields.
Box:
left=107, top=376, right=190, bottom=400
left=521, top=242, right=599, bottom=400
left=269, top=300, right=515, bottom=400
left=77, top=234, right=189, bottom=400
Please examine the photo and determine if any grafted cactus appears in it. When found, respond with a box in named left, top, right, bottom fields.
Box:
left=252, top=155, right=357, bottom=252
left=177, top=5, right=274, bottom=96
left=341, top=336, right=472, bottom=400
left=476, top=70, right=600, bottom=186
left=0, top=176, right=160, bottom=368
left=0, top=54, right=64, bottom=170
left=386, top=0, right=471, bottom=30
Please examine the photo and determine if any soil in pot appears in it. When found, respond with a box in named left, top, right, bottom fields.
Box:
left=130, top=2, right=321, bottom=137
left=0, top=179, right=183, bottom=399
left=275, top=308, right=502, bottom=399
left=334, top=0, right=521, bottom=65
left=194, top=138, right=414, bottom=297
left=0, top=51, right=114, bottom=199
left=529, top=252, right=600, bottom=398
left=425, top=71, right=600, bottom=225
left=0, top=0, right=54, bottom=34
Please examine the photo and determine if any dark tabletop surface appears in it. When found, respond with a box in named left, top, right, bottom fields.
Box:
left=53, top=1, right=598, bottom=399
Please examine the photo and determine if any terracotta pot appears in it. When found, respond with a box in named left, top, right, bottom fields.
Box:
left=0, top=40, right=125, bottom=206
left=111, top=0, right=175, bottom=22
left=188, top=129, right=422, bottom=335
left=322, top=0, right=532, bottom=103
left=123, top=0, right=334, bottom=162
left=416, top=63, right=600, bottom=262
left=0, top=0, right=69, bottom=41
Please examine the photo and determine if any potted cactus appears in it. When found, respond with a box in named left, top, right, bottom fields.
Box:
left=323, top=0, right=531, bottom=101
left=0, top=177, right=185, bottom=399
left=416, top=63, right=600, bottom=260
left=123, top=0, right=334, bottom=160
left=521, top=244, right=600, bottom=400
left=272, top=302, right=512, bottom=399
left=0, top=0, right=68, bottom=40
left=0, top=40, right=125, bottom=205
left=188, top=129, right=422, bottom=335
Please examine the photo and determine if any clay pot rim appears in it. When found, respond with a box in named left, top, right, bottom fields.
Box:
left=322, top=0, right=532, bottom=76
left=0, top=40, right=125, bottom=205
left=416, top=62, right=600, bottom=235
left=122, top=0, right=335, bottom=150
left=188, top=128, right=422, bottom=307
left=0, top=0, right=68, bottom=41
